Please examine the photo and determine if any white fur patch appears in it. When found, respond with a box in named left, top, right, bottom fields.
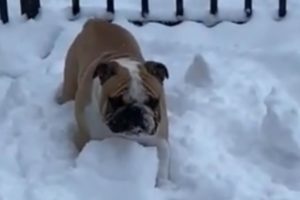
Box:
left=84, top=78, right=112, bottom=140
left=91, top=78, right=102, bottom=115
left=114, top=58, right=147, bottom=102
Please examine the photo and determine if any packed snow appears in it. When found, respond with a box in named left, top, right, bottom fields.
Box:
left=1, top=0, right=300, bottom=200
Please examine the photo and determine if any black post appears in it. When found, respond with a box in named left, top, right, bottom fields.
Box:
left=176, top=0, right=184, bottom=16
left=176, top=0, right=184, bottom=17
left=0, top=0, right=9, bottom=23
left=278, top=0, right=286, bottom=18
left=107, top=0, right=114, bottom=14
left=244, top=0, right=252, bottom=18
left=210, top=0, right=218, bottom=15
left=20, top=0, right=26, bottom=14
left=72, top=0, right=80, bottom=15
left=34, top=0, right=40, bottom=18
left=27, top=0, right=39, bottom=19
left=20, top=0, right=40, bottom=19
left=141, top=0, right=149, bottom=17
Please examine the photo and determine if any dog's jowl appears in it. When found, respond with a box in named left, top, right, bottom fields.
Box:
left=55, top=18, right=171, bottom=187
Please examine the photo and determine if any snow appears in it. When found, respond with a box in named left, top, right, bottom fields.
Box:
left=1, top=0, right=300, bottom=199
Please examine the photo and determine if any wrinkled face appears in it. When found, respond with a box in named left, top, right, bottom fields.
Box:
left=93, top=58, right=169, bottom=136
left=105, top=91, right=159, bottom=135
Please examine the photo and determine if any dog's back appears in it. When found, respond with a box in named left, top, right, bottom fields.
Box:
left=59, top=19, right=144, bottom=103
left=75, top=19, right=144, bottom=76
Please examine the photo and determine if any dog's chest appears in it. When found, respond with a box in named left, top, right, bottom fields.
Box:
left=83, top=80, right=111, bottom=139
left=84, top=103, right=108, bottom=139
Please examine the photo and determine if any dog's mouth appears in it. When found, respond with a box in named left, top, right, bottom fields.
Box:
left=105, top=105, right=156, bottom=135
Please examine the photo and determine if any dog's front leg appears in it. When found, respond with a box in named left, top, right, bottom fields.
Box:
left=74, top=129, right=90, bottom=152
left=74, top=108, right=91, bottom=152
left=155, top=139, right=171, bottom=188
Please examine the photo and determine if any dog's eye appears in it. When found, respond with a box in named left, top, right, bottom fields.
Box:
left=108, top=96, right=124, bottom=109
left=145, top=97, right=159, bottom=110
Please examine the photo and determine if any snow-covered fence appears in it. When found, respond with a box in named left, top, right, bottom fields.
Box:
left=0, top=0, right=287, bottom=26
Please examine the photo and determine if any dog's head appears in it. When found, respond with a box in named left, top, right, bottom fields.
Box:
left=92, top=58, right=169, bottom=136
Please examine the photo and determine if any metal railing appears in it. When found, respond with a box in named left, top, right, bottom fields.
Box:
left=0, top=0, right=288, bottom=26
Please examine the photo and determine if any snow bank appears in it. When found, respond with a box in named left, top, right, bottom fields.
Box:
left=1, top=0, right=300, bottom=200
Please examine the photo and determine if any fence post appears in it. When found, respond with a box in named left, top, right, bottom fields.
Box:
left=278, top=0, right=286, bottom=18
left=107, top=0, right=114, bottom=14
left=210, top=0, right=218, bottom=15
left=244, top=0, right=252, bottom=18
left=20, top=0, right=25, bottom=14
left=72, top=0, right=80, bottom=15
left=176, top=0, right=184, bottom=17
left=20, top=0, right=40, bottom=19
left=141, top=0, right=149, bottom=18
left=30, top=0, right=40, bottom=19
left=0, top=0, right=9, bottom=23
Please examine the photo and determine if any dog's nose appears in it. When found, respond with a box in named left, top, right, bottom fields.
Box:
left=128, top=106, right=143, bottom=118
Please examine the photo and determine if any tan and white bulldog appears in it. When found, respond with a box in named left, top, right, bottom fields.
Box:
left=55, top=18, right=170, bottom=187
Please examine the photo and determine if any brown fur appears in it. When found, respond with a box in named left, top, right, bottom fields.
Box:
left=56, top=18, right=168, bottom=151
left=59, top=18, right=144, bottom=103
left=56, top=18, right=171, bottom=187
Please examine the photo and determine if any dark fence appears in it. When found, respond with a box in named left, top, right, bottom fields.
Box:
left=0, top=0, right=288, bottom=26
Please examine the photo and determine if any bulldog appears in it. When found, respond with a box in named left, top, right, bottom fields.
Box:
left=55, top=18, right=170, bottom=187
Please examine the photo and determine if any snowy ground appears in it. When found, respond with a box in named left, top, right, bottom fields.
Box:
left=1, top=0, right=300, bottom=200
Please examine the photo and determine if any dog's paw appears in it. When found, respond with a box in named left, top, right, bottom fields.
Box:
left=55, top=96, right=65, bottom=105
left=54, top=83, right=65, bottom=105
left=74, top=131, right=90, bottom=153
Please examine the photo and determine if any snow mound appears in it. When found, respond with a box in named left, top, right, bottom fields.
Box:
left=184, top=53, right=213, bottom=87
left=1, top=0, right=300, bottom=200
left=76, top=138, right=158, bottom=187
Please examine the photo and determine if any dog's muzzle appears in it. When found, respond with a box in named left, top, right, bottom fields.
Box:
left=107, top=104, right=156, bottom=135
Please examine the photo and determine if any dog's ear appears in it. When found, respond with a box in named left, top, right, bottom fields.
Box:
left=93, top=62, right=118, bottom=84
left=144, top=61, right=169, bottom=83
